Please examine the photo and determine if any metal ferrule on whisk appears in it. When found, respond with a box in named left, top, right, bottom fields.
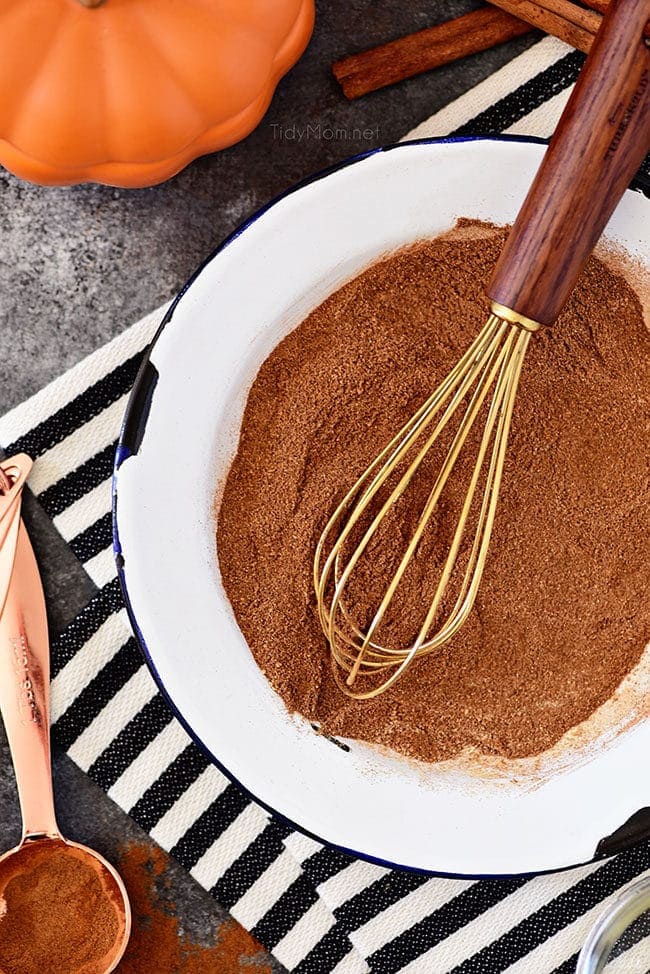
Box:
left=490, top=302, right=544, bottom=333
left=313, top=309, right=539, bottom=700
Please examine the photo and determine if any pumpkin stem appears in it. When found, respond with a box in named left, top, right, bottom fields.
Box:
left=77, top=0, right=106, bottom=7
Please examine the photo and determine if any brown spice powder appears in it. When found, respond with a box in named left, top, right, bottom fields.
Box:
left=0, top=838, right=271, bottom=974
left=0, top=841, right=124, bottom=974
left=116, top=842, right=271, bottom=973
left=217, top=221, right=650, bottom=762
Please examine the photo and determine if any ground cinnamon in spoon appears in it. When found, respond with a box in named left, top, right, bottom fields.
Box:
left=0, top=840, right=124, bottom=974
left=217, top=220, right=650, bottom=762
left=0, top=838, right=271, bottom=974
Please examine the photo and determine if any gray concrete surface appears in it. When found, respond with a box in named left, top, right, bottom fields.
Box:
left=0, top=1, right=539, bottom=968
left=0, top=0, right=537, bottom=411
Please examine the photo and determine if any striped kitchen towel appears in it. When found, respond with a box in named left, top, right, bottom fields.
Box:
left=1, top=34, right=649, bottom=974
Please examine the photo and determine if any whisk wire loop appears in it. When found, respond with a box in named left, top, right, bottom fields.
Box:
left=314, top=313, right=532, bottom=699
left=343, top=322, right=513, bottom=685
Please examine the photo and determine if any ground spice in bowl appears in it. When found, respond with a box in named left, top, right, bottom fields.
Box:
left=217, top=220, right=650, bottom=763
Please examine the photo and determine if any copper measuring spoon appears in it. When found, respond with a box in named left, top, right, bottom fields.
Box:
left=0, top=453, right=131, bottom=974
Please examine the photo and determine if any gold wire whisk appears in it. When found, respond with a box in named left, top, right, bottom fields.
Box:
left=314, top=310, right=537, bottom=699
left=313, top=0, right=650, bottom=700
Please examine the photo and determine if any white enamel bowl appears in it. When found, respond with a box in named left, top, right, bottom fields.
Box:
left=114, top=137, right=650, bottom=876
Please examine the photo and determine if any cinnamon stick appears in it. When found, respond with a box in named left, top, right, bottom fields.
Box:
left=523, top=0, right=602, bottom=32
left=492, top=0, right=649, bottom=49
left=581, top=0, right=650, bottom=36
left=332, top=7, right=533, bottom=101
left=581, top=0, right=613, bottom=13
left=490, top=0, right=594, bottom=52
left=333, top=0, right=650, bottom=101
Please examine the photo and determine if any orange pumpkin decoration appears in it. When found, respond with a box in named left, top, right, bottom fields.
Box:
left=0, top=0, right=314, bottom=187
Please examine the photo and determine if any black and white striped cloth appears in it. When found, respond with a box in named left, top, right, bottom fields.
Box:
left=1, top=36, right=649, bottom=974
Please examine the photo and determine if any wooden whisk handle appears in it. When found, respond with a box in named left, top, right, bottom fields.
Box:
left=488, top=0, right=650, bottom=326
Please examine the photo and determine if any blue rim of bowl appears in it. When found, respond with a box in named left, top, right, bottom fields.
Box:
left=112, top=134, right=650, bottom=879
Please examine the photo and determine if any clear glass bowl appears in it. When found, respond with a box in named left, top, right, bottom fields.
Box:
left=577, top=876, right=650, bottom=973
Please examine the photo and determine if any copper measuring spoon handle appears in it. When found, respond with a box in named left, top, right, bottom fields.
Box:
left=0, top=454, right=59, bottom=841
